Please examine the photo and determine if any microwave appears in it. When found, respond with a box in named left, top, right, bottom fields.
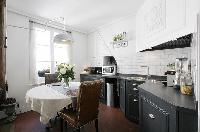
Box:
left=102, top=66, right=116, bottom=75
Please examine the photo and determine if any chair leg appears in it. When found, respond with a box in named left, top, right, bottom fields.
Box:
left=54, top=112, right=59, bottom=125
left=60, top=118, right=63, bottom=132
left=65, top=121, right=68, bottom=130
left=74, top=127, right=80, bottom=132
left=95, top=119, right=99, bottom=132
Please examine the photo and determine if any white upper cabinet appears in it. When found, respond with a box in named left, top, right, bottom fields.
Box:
left=136, top=0, right=198, bottom=52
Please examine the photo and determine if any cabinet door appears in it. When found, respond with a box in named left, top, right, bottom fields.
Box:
left=126, top=93, right=139, bottom=121
left=119, top=79, right=126, bottom=114
left=99, top=78, right=106, bottom=102
left=140, top=96, right=169, bottom=132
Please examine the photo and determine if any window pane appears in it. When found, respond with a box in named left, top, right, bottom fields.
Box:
left=35, top=28, right=50, bottom=45
left=36, top=62, right=51, bottom=71
left=54, top=44, right=71, bottom=65
left=36, top=45, right=50, bottom=61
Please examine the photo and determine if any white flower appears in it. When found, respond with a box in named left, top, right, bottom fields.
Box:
left=60, top=68, right=66, bottom=75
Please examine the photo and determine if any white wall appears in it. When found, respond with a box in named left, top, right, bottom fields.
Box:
left=7, top=12, right=30, bottom=113
left=6, top=11, right=88, bottom=113
left=72, top=32, right=88, bottom=81
left=88, top=15, right=191, bottom=76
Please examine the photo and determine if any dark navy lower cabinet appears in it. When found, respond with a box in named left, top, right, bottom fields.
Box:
left=140, top=95, right=169, bottom=132
left=119, top=78, right=126, bottom=114
left=139, top=88, right=197, bottom=132
left=125, top=80, right=143, bottom=123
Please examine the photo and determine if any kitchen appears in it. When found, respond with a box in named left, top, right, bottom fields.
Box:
left=0, top=0, right=199, bottom=132
left=81, top=0, right=199, bottom=131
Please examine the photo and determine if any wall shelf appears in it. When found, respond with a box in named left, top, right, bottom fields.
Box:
left=110, top=40, right=128, bottom=49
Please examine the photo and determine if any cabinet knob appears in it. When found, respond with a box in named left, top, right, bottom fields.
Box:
left=148, top=114, right=155, bottom=119
left=133, top=88, right=138, bottom=91
left=132, top=83, right=137, bottom=86
left=133, top=99, right=138, bottom=102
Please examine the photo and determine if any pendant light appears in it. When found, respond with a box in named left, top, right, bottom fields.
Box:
left=53, top=31, right=73, bottom=44
left=53, top=17, right=73, bottom=44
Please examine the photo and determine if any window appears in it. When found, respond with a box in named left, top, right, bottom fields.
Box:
left=33, top=26, right=71, bottom=82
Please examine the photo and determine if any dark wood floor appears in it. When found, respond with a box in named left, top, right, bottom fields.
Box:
left=2, top=104, right=140, bottom=132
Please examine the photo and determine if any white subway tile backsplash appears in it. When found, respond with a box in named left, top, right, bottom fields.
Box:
left=116, top=47, right=191, bottom=75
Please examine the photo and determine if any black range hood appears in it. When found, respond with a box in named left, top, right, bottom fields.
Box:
left=140, top=34, right=192, bottom=52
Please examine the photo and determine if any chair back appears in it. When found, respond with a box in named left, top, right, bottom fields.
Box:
left=77, top=80, right=102, bottom=125
left=44, top=73, right=59, bottom=84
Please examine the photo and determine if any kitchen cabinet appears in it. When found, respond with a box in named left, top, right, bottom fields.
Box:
left=140, top=95, right=170, bottom=132
left=136, top=0, right=198, bottom=52
left=118, top=78, right=126, bottom=114
left=139, top=82, right=197, bottom=132
left=125, top=80, right=144, bottom=122
left=80, top=74, right=106, bottom=103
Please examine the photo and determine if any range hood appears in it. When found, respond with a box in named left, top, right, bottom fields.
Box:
left=140, top=34, right=192, bottom=52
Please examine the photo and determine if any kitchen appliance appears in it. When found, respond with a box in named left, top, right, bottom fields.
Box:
left=102, top=66, right=116, bottom=75
left=102, top=56, right=117, bottom=75
left=164, top=71, right=176, bottom=87
left=167, top=75, right=175, bottom=87
left=174, top=58, right=191, bottom=88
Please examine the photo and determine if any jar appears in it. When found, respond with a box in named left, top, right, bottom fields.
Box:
left=180, top=73, right=193, bottom=95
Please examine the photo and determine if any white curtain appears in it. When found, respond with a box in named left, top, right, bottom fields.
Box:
left=28, top=21, right=73, bottom=85
left=29, top=22, right=38, bottom=85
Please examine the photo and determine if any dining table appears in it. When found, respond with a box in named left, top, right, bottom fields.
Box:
left=25, top=82, right=80, bottom=124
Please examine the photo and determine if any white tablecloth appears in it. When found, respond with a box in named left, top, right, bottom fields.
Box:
left=25, top=82, right=80, bottom=124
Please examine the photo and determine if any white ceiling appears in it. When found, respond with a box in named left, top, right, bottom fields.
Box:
left=7, top=0, right=145, bottom=33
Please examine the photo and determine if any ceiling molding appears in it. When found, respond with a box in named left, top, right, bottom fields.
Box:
left=7, top=7, right=88, bottom=34
left=87, top=12, right=137, bottom=34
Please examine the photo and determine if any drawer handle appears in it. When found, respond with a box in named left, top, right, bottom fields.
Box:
left=133, top=99, right=138, bottom=102
left=132, top=83, right=137, bottom=86
left=149, top=114, right=155, bottom=119
left=133, top=88, right=138, bottom=91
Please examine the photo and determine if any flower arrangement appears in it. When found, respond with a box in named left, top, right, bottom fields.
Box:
left=57, top=63, right=75, bottom=87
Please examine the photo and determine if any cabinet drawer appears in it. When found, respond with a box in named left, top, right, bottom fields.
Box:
left=126, top=81, right=140, bottom=95
left=140, top=96, right=169, bottom=132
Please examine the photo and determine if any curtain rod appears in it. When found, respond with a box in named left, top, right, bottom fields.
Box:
left=29, top=20, right=72, bottom=33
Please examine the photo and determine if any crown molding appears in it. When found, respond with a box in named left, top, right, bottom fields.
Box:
left=87, top=12, right=137, bottom=34
left=7, top=7, right=88, bottom=34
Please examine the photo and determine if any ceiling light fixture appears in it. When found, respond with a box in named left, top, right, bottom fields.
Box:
left=53, top=17, right=73, bottom=45
left=53, top=31, right=73, bottom=44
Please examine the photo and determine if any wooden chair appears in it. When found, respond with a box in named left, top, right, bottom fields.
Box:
left=59, top=80, right=102, bottom=132
left=44, top=73, right=59, bottom=84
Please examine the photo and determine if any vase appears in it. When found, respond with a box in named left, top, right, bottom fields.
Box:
left=62, top=78, right=69, bottom=88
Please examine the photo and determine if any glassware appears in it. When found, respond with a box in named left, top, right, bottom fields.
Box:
left=180, top=73, right=193, bottom=95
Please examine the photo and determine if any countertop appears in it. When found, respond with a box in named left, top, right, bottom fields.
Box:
left=80, top=73, right=167, bottom=81
left=138, top=81, right=197, bottom=111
